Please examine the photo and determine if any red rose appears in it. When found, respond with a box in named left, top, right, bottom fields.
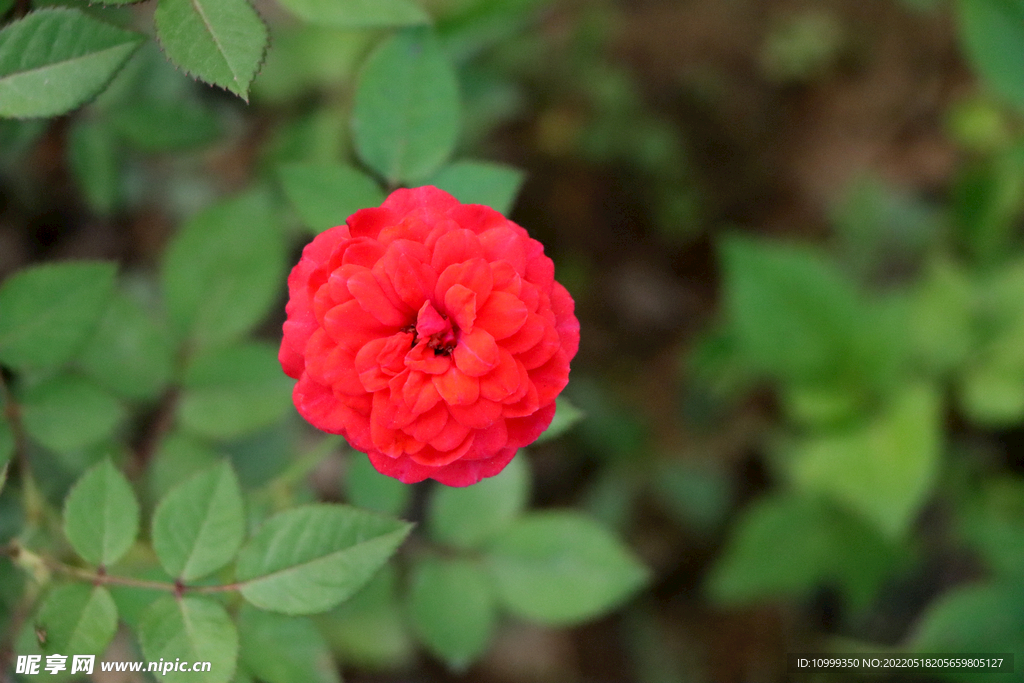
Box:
left=280, top=186, right=579, bottom=486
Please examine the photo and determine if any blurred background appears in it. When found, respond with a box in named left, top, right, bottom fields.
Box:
left=2, top=0, right=1024, bottom=681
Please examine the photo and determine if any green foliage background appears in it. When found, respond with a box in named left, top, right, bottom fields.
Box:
left=0, top=0, right=1023, bottom=681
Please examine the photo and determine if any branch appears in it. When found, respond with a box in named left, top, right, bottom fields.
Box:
left=0, top=542, right=243, bottom=596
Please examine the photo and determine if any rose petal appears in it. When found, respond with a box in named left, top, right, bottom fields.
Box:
left=506, top=400, right=556, bottom=449
left=431, top=229, right=483, bottom=272
left=517, top=324, right=560, bottom=370
left=341, top=237, right=385, bottom=267
left=429, top=415, right=471, bottom=451
left=347, top=207, right=393, bottom=239
left=435, top=258, right=494, bottom=308
left=323, top=300, right=392, bottom=351
left=551, top=281, right=580, bottom=359
left=479, top=226, right=526, bottom=275
left=378, top=332, right=414, bottom=375
left=354, top=338, right=390, bottom=392
left=383, top=186, right=461, bottom=214
left=462, top=420, right=508, bottom=460
left=449, top=398, right=501, bottom=429
left=444, top=284, right=477, bottom=333
left=382, top=240, right=437, bottom=310
left=411, top=432, right=474, bottom=467
left=479, top=348, right=520, bottom=402
left=501, top=380, right=538, bottom=418
left=294, top=375, right=372, bottom=450
left=475, top=291, right=528, bottom=340
left=449, top=203, right=508, bottom=234
left=490, top=261, right=521, bottom=296
left=405, top=402, right=448, bottom=443
left=348, top=268, right=409, bottom=326
left=415, top=300, right=448, bottom=337
left=453, top=327, right=499, bottom=376
left=525, top=246, right=555, bottom=285
left=500, top=312, right=546, bottom=354
left=406, top=341, right=452, bottom=374
left=531, top=349, right=571, bottom=405
left=430, top=446, right=518, bottom=487
left=433, top=366, right=480, bottom=406
left=367, top=451, right=434, bottom=483
left=304, top=330, right=362, bottom=395
left=402, top=369, right=442, bottom=414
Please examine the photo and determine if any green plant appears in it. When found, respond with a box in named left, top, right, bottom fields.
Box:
left=0, top=0, right=648, bottom=678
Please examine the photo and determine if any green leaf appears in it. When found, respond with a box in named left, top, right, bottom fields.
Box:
left=534, top=396, right=584, bottom=444
left=20, top=376, right=124, bottom=452
left=161, top=191, right=285, bottom=349
left=909, top=257, right=973, bottom=373
left=910, top=582, right=1024, bottom=682
left=152, top=461, right=244, bottom=581
left=957, top=258, right=1024, bottom=425
left=486, top=511, right=649, bottom=625
left=222, top=423, right=295, bottom=488
left=113, top=101, right=222, bottom=152
left=178, top=343, right=294, bottom=439
left=106, top=43, right=223, bottom=151
left=781, top=383, right=865, bottom=428
left=68, top=117, right=120, bottom=214
left=959, top=477, right=1024, bottom=582
left=0, top=261, right=116, bottom=369
left=63, top=459, right=139, bottom=567
left=77, top=289, right=173, bottom=401
left=956, top=0, right=1024, bottom=112
left=108, top=568, right=171, bottom=629
left=238, top=604, right=340, bottom=683
left=318, top=565, right=414, bottom=669
left=408, top=556, right=496, bottom=670
left=352, top=27, right=460, bottom=184
left=253, top=25, right=371, bottom=103
left=278, top=162, right=384, bottom=233
left=344, top=455, right=411, bottom=516
left=0, top=420, right=14, bottom=474
left=426, top=161, right=525, bottom=215
left=261, top=108, right=347, bottom=166
left=154, top=0, right=268, bottom=100
left=139, top=596, right=238, bottom=683
left=428, top=453, right=528, bottom=549
left=149, top=432, right=223, bottom=503
left=707, top=493, right=898, bottom=609
left=720, top=236, right=903, bottom=386
left=653, top=461, right=733, bottom=535
left=35, top=584, right=118, bottom=656
left=954, top=146, right=1024, bottom=264
left=788, top=383, right=941, bottom=538
left=960, top=364, right=1024, bottom=426
left=832, top=175, right=942, bottom=277
left=0, top=9, right=143, bottom=118
left=235, top=504, right=412, bottom=615
left=275, top=0, right=428, bottom=27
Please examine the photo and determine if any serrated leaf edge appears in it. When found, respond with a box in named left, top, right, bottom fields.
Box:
left=0, top=8, right=145, bottom=120
left=152, top=0, right=269, bottom=102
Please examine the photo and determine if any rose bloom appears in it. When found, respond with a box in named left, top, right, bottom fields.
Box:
left=279, top=186, right=579, bottom=486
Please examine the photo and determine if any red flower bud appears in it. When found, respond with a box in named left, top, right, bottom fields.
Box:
left=280, top=186, right=579, bottom=486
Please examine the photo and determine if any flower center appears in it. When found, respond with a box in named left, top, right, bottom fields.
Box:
left=412, top=300, right=458, bottom=356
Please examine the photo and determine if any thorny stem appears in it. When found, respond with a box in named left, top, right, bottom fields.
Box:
left=1, top=542, right=247, bottom=596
